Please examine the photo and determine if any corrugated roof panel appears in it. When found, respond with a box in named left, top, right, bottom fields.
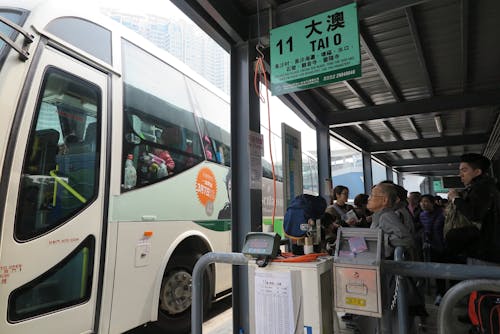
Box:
left=364, top=8, right=431, bottom=102
left=323, top=82, right=357, bottom=108
left=385, top=117, right=418, bottom=141
left=416, top=0, right=462, bottom=95
left=411, top=114, right=439, bottom=138
left=469, top=0, right=500, bottom=92
left=194, top=0, right=500, bottom=175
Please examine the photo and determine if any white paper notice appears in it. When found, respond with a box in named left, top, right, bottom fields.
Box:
left=248, top=131, right=263, bottom=190
left=254, top=270, right=296, bottom=334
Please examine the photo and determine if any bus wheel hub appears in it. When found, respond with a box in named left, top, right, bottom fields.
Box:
left=160, top=270, right=192, bottom=314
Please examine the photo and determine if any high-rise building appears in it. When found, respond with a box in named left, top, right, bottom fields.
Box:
left=101, top=8, right=230, bottom=94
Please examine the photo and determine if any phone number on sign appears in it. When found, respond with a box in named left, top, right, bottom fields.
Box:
left=323, top=69, right=355, bottom=81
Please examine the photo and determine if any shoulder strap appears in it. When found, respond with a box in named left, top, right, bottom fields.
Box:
left=332, top=203, right=345, bottom=217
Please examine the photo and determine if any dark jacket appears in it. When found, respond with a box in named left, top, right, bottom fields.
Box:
left=419, top=208, right=445, bottom=252
left=450, top=174, right=500, bottom=263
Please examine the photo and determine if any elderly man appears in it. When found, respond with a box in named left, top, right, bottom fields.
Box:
left=367, top=182, right=414, bottom=258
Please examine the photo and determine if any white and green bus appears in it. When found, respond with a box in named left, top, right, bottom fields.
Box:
left=0, top=1, right=233, bottom=333
left=0, top=1, right=321, bottom=332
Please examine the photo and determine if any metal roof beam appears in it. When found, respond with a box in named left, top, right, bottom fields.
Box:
left=360, top=27, right=403, bottom=102
left=407, top=117, right=422, bottom=139
left=461, top=0, right=469, bottom=93
left=172, top=0, right=246, bottom=48
left=391, top=156, right=462, bottom=167
left=327, top=92, right=500, bottom=126
left=331, top=127, right=370, bottom=151
left=311, top=88, right=345, bottom=111
left=249, top=0, right=433, bottom=47
left=382, top=120, right=402, bottom=141
left=397, top=163, right=459, bottom=173
left=274, top=0, right=433, bottom=26
left=462, top=110, right=469, bottom=134
left=279, top=91, right=321, bottom=128
left=345, top=80, right=374, bottom=106
left=405, top=6, right=433, bottom=96
left=382, top=118, right=418, bottom=159
left=356, top=124, right=382, bottom=142
left=403, top=170, right=460, bottom=177
left=369, top=134, right=489, bottom=153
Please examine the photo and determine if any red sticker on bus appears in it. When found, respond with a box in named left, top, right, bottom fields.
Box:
left=196, top=167, right=217, bottom=208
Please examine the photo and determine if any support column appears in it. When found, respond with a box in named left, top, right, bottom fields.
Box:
left=362, top=151, right=373, bottom=193
left=386, top=166, right=393, bottom=182
left=317, top=124, right=332, bottom=203
left=397, top=173, right=404, bottom=187
left=230, top=40, right=262, bottom=334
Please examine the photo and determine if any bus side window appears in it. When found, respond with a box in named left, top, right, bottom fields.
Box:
left=121, top=40, right=207, bottom=191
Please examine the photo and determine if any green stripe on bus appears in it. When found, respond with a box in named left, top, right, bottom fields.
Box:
left=194, top=220, right=232, bottom=231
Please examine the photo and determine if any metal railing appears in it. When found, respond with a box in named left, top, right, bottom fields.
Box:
left=191, top=252, right=248, bottom=334
left=382, top=247, right=500, bottom=334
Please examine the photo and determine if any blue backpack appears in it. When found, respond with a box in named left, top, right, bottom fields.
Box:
left=283, top=194, right=327, bottom=239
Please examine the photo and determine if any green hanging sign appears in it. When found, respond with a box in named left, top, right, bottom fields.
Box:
left=270, top=2, right=361, bottom=95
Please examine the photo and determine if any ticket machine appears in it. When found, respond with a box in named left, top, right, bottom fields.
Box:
left=333, top=228, right=383, bottom=318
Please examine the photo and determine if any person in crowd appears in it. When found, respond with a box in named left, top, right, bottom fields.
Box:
left=408, top=191, right=422, bottom=220
left=319, top=212, right=338, bottom=254
left=367, top=183, right=414, bottom=258
left=325, top=185, right=357, bottom=226
left=380, top=181, right=416, bottom=236
left=419, top=194, right=446, bottom=305
left=434, top=195, right=444, bottom=208
left=353, top=193, right=372, bottom=227
left=447, top=153, right=500, bottom=264
left=368, top=182, right=427, bottom=319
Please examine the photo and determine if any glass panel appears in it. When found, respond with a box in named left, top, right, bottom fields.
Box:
left=371, top=159, right=387, bottom=185
left=186, top=79, right=230, bottom=165
left=330, top=138, right=364, bottom=201
left=8, top=236, right=95, bottom=322
left=393, top=171, right=398, bottom=185
left=15, top=68, right=101, bottom=240
left=0, top=9, right=27, bottom=70
left=121, top=40, right=203, bottom=190
left=261, top=125, right=283, bottom=181
left=303, top=152, right=318, bottom=195
left=46, top=17, right=112, bottom=64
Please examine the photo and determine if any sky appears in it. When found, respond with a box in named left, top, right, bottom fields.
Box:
left=90, top=0, right=184, bottom=18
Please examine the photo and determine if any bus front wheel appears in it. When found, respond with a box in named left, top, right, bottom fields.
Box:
left=154, top=254, right=212, bottom=334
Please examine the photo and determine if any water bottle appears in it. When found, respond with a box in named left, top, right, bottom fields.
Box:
left=124, top=154, right=137, bottom=189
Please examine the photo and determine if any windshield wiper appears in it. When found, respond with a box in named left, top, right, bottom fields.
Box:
left=0, top=15, right=33, bottom=61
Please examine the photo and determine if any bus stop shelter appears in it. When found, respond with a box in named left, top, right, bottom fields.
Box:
left=171, top=0, right=500, bottom=332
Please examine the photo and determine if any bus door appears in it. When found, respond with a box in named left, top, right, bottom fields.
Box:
left=0, top=44, right=108, bottom=333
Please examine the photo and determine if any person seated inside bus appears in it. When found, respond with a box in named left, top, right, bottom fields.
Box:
left=151, top=127, right=175, bottom=176
left=150, top=148, right=175, bottom=176
left=202, top=135, right=215, bottom=161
